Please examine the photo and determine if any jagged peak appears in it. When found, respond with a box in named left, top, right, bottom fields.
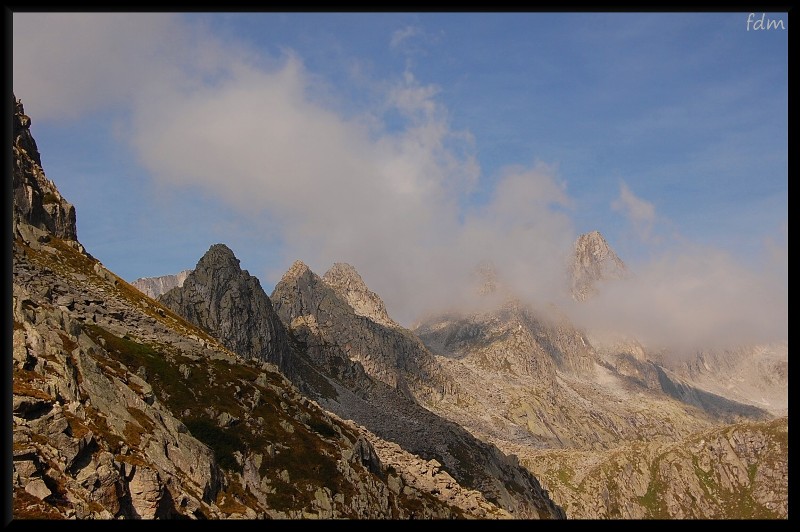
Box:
left=571, top=230, right=628, bottom=301
left=323, top=262, right=367, bottom=288
left=575, top=230, right=611, bottom=252
left=322, top=262, right=397, bottom=328
left=574, top=231, right=626, bottom=268
left=288, top=259, right=312, bottom=276
left=200, top=243, right=238, bottom=263
left=13, top=94, right=78, bottom=241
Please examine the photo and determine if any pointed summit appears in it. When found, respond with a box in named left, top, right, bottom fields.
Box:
left=571, top=231, right=628, bottom=301
left=159, top=244, right=291, bottom=370
left=287, top=259, right=311, bottom=275
left=322, top=263, right=397, bottom=328
left=196, top=243, right=240, bottom=269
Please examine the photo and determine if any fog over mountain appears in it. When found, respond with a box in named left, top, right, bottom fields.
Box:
left=127, top=62, right=786, bottom=351
left=11, top=90, right=787, bottom=520
left=13, top=13, right=787, bottom=352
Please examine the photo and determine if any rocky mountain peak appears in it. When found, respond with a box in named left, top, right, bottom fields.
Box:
left=571, top=230, right=628, bottom=301
left=197, top=243, right=240, bottom=269
left=322, top=263, right=397, bottom=328
left=12, top=94, right=77, bottom=241
left=132, top=269, right=193, bottom=299
left=159, top=244, right=292, bottom=371
left=282, top=260, right=314, bottom=281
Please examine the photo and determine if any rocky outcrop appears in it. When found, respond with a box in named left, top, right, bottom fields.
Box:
left=272, top=260, right=451, bottom=401
left=322, top=263, right=398, bottom=328
left=570, top=231, right=627, bottom=301
left=12, top=95, right=77, bottom=241
left=265, top=261, right=564, bottom=518
left=415, top=299, right=721, bottom=452
left=159, top=245, right=292, bottom=372
left=416, top=300, right=595, bottom=379
left=132, top=270, right=192, bottom=300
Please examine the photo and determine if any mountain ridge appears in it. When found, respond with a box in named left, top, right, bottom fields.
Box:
left=11, top=93, right=786, bottom=520
left=11, top=96, right=553, bottom=520
left=132, top=270, right=192, bottom=300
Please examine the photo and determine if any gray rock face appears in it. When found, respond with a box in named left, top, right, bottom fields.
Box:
left=132, top=270, right=192, bottom=299
left=159, top=245, right=292, bottom=371
left=570, top=231, right=627, bottom=301
left=12, top=95, right=77, bottom=241
left=322, top=263, right=398, bottom=328
left=268, top=261, right=564, bottom=518
left=272, top=260, right=450, bottom=401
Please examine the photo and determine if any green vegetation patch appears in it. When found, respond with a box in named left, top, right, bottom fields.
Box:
left=637, top=456, right=670, bottom=519
left=184, top=417, right=244, bottom=473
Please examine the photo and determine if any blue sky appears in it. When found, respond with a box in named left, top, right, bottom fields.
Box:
left=13, top=12, right=787, bottom=346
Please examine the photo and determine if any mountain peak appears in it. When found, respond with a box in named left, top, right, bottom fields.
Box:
left=283, top=259, right=313, bottom=279
left=571, top=231, right=628, bottom=301
left=322, top=263, right=397, bottom=328
left=325, top=262, right=361, bottom=280
left=12, top=94, right=78, bottom=241
left=198, top=243, right=240, bottom=269
left=159, top=244, right=290, bottom=369
left=132, top=269, right=193, bottom=299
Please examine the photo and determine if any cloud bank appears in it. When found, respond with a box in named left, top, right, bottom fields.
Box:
left=612, top=181, right=656, bottom=242
left=13, top=13, right=788, bottom=349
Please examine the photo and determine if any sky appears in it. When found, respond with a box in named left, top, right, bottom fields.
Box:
left=12, top=12, right=788, bottom=350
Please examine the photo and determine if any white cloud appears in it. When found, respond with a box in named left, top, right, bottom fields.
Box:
left=12, top=13, right=248, bottom=121
left=13, top=13, right=788, bottom=349
left=390, top=25, right=421, bottom=50
left=612, top=181, right=656, bottom=241
left=570, top=243, right=788, bottom=351
left=127, top=46, right=576, bottom=324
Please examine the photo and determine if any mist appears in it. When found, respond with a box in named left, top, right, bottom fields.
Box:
left=567, top=243, right=788, bottom=352
left=13, top=13, right=788, bottom=352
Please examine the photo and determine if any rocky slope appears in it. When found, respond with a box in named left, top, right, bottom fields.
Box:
left=659, top=343, right=788, bottom=417
left=524, top=416, right=788, bottom=518
left=271, top=260, right=452, bottom=403
left=10, top=97, right=528, bottom=520
left=160, top=253, right=564, bottom=517
left=415, top=301, right=727, bottom=452
left=132, top=270, right=192, bottom=300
